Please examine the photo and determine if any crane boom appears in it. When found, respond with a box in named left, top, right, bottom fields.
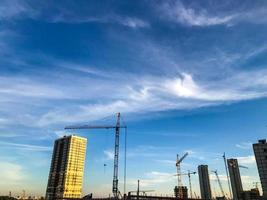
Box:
left=65, top=125, right=127, bottom=129
left=239, top=165, right=249, bottom=169
left=65, top=113, right=126, bottom=199
left=176, top=152, right=188, bottom=166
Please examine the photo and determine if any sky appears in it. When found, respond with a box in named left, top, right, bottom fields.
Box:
left=0, top=0, right=267, bottom=198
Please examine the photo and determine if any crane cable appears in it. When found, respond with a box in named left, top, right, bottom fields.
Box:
left=124, top=127, right=127, bottom=196
left=121, top=115, right=127, bottom=196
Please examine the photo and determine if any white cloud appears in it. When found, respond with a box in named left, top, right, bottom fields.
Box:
left=159, top=1, right=235, bottom=26
left=3, top=68, right=265, bottom=127
left=130, top=171, right=175, bottom=187
left=236, top=155, right=256, bottom=165
left=0, top=1, right=149, bottom=29
left=158, top=1, right=267, bottom=27
left=236, top=142, right=252, bottom=150
left=51, top=14, right=149, bottom=29
left=104, top=149, right=114, bottom=160
left=210, top=173, right=228, bottom=182
left=154, top=159, right=176, bottom=166
left=116, top=17, right=150, bottom=29
left=0, top=161, right=24, bottom=182
left=235, top=8, right=267, bottom=25
left=0, top=0, right=37, bottom=20
left=0, top=141, right=51, bottom=151
left=0, top=76, right=68, bottom=99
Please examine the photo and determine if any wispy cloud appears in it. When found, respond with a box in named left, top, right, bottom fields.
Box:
left=115, top=16, right=150, bottom=29
left=157, top=0, right=267, bottom=27
left=103, top=149, right=114, bottom=161
left=32, top=69, right=267, bottom=126
left=154, top=159, right=176, bottom=166
left=0, top=0, right=149, bottom=29
left=236, top=142, right=252, bottom=150
left=0, top=0, right=36, bottom=20
left=1, top=66, right=267, bottom=128
left=0, top=141, right=51, bottom=151
left=51, top=14, right=149, bottom=29
left=236, top=155, right=255, bottom=165
left=0, top=161, right=24, bottom=182
left=158, top=1, right=235, bottom=26
left=210, top=173, right=228, bottom=182
left=128, top=171, right=175, bottom=187
left=0, top=76, right=68, bottom=99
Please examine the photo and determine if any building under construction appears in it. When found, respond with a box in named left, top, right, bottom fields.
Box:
left=227, top=159, right=243, bottom=200
left=45, top=135, right=87, bottom=200
left=198, top=165, right=212, bottom=200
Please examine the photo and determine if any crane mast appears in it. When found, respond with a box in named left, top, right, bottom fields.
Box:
left=113, top=113, right=120, bottom=196
left=187, top=170, right=196, bottom=199
left=223, top=153, right=232, bottom=199
left=176, top=154, right=182, bottom=187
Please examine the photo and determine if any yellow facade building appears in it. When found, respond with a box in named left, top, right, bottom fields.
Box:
left=45, top=135, right=87, bottom=200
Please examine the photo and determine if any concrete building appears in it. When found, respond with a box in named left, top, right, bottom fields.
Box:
left=45, top=135, right=87, bottom=200
left=253, top=139, right=267, bottom=199
left=227, top=159, right=243, bottom=200
left=198, top=165, right=212, bottom=200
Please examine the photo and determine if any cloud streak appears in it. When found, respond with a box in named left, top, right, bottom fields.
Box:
left=0, top=0, right=36, bottom=20
left=236, top=155, right=256, bottom=165
left=236, top=142, right=252, bottom=150
left=0, top=141, right=51, bottom=151
left=159, top=1, right=235, bottom=26
left=157, top=0, right=267, bottom=27
left=0, top=0, right=149, bottom=29
left=35, top=69, right=267, bottom=126
left=1, top=65, right=267, bottom=128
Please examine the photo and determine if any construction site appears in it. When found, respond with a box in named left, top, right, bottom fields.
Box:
left=43, top=113, right=264, bottom=200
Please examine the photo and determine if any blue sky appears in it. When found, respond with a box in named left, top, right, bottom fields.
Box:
left=0, top=0, right=267, bottom=198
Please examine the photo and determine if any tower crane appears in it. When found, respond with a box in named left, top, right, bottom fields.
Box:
left=174, top=171, right=196, bottom=198
left=176, top=153, right=189, bottom=187
left=211, top=170, right=225, bottom=198
left=65, top=113, right=127, bottom=199
left=175, top=152, right=188, bottom=198
left=223, top=153, right=232, bottom=199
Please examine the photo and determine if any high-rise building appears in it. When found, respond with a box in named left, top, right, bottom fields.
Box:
left=227, top=159, right=243, bottom=200
left=253, top=139, right=267, bottom=199
left=45, top=135, right=87, bottom=200
left=198, top=165, right=212, bottom=200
